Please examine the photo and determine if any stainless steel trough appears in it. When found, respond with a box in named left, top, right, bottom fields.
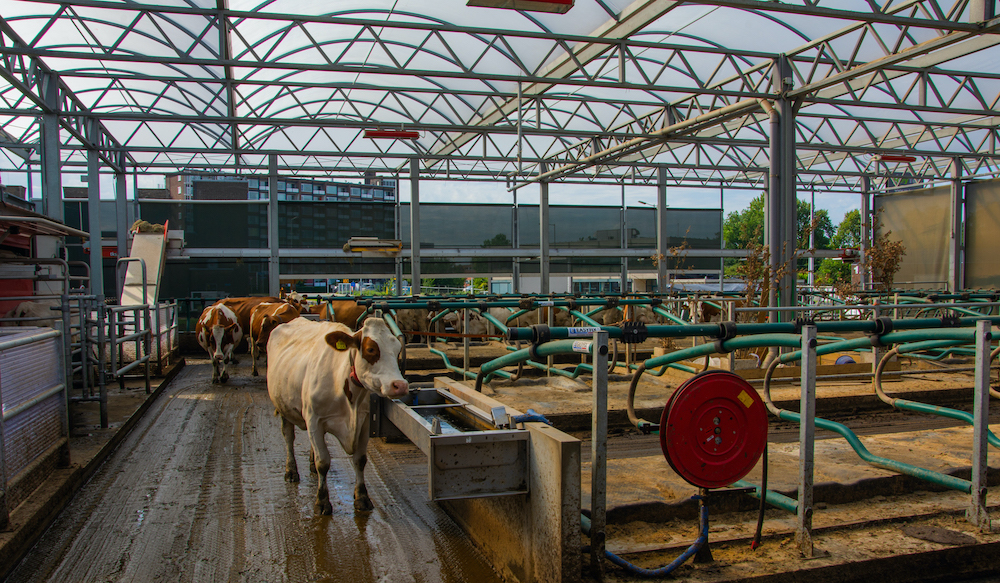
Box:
left=371, top=387, right=529, bottom=501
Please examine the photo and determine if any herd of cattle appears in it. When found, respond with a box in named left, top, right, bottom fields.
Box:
left=191, top=294, right=682, bottom=513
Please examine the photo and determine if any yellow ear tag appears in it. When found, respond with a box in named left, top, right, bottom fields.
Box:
left=336, top=340, right=347, bottom=350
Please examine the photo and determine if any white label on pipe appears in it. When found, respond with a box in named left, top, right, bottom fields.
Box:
left=572, top=340, right=592, bottom=353
left=539, top=301, right=554, bottom=307
left=568, top=327, right=600, bottom=337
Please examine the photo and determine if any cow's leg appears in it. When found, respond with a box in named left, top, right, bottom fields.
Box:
left=308, top=427, right=333, bottom=515
left=281, top=417, right=299, bottom=482
left=251, top=342, right=260, bottom=376
left=352, top=449, right=373, bottom=512
left=309, top=447, right=318, bottom=475
left=219, top=359, right=229, bottom=384
left=211, top=357, right=220, bottom=383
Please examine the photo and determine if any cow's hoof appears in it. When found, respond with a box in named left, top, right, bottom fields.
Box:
left=316, top=499, right=333, bottom=515
left=285, top=470, right=300, bottom=483
left=354, top=495, right=373, bottom=512
left=211, top=377, right=219, bottom=384
left=220, top=373, right=229, bottom=383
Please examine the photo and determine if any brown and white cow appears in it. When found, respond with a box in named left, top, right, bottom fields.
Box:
left=214, top=296, right=280, bottom=353
left=249, top=301, right=301, bottom=376
left=316, top=299, right=369, bottom=330
left=392, top=308, right=429, bottom=344
left=196, top=303, right=243, bottom=383
left=267, top=317, right=408, bottom=514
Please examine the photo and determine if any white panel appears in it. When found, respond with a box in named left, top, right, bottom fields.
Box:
left=965, top=178, right=1000, bottom=289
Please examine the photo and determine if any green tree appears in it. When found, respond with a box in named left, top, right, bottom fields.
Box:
left=830, top=209, right=861, bottom=249
left=482, top=233, right=511, bottom=247
left=723, top=194, right=834, bottom=250
left=724, top=194, right=765, bottom=249
left=798, top=200, right=834, bottom=250
left=816, top=258, right=851, bottom=286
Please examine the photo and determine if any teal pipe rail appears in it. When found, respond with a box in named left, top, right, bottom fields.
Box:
left=730, top=479, right=798, bottom=514
left=506, top=316, right=1000, bottom=342
left=429, top=347, right=513, bottom=381
left=476, top=339, right=603, bottom=390
left=873, top=339, right=1000, bottom=449
left=761, top=330, right=976, bottom=494
left=626, top=334, right=803, bottom=433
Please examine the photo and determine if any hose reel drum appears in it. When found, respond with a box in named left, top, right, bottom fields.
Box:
left=660, top=371, right=769, bottom=489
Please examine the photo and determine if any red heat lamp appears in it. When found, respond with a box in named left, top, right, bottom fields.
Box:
left=873, top=154, right=917, bottom=163
left=364, top=129, right=421, bottom=140
left=466, top=0, right=574, bottom=13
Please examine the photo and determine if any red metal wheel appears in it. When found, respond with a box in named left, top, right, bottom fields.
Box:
left=659, top=371, right=768, bottom=489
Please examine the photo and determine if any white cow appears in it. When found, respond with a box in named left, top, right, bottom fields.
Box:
left=267, top=317, right=409, bottom=514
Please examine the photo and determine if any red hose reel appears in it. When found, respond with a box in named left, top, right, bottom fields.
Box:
left=659, top=371, right=769, bottom=489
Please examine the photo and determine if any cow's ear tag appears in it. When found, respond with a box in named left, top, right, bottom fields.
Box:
left=335, top=340, right=347, bottom=350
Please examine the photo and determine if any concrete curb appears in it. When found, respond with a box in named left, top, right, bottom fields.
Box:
left=0, top=359, right=185, bottom=580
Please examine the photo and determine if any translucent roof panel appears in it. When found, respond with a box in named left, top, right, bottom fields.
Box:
left=1, top=0, right=998, bottom=188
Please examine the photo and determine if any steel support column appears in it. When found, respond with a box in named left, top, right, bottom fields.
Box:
left=766, top=107, right=781, bottom=324
left=968, top=319, right=992, bottom=530
left=115, top=158, right=128, bottom=262
left=779, top=95, right=797, bottom=314
left=539, top=161, right=550, bottom=295
left=950, top=158, right=964, bottom=292
left=512, top=188, right=520, bottom=293
left=656, top=166, right=667, bottom=293
left=410, top=158, right=421, bottom=296
left=797, top=324, right=817, bottom=557
left=590, top=329, right=609, bottom=578
left=87, top=143, right=103, bottom=299
left=40, top=72, right=63, bottom=222
left=267, top=154, right=280, bottom=296
left=861, top=176, right=871, bottom=292
left=620, top=182, right=628, bottom=293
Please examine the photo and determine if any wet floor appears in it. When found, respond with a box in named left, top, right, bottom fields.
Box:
left=9, top=363, right=502, bottom=583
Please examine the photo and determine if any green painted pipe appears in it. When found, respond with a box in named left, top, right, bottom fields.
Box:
left=522, top=359, right=594, bottom=379
left=477, top=339, right=602, bottom=390
left=774, top=330, right=975, bottom=365
left=775, top=409, right=971, bottom=493
left=507, top=317, right=1000, bottom=342
left=429, top=347, right=513, bottom=381
left=567, top=310, right=602, bottom=327
left=730, top=479, right=798, bottom=514
left=475, top=308, right=509, bottom=334
left=652, top=305, right=689, bottom=325
left=641, top=333, right=802, bottom=370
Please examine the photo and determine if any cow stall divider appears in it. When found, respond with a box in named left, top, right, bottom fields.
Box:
left=0, top=327, right=68, bottom=530
left=489, top=315, right=1000, bottom=572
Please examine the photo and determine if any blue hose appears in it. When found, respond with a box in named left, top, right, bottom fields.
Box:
left=582, top=498, right=709, bottom=577
left=510, top=409, right=552, bottom=425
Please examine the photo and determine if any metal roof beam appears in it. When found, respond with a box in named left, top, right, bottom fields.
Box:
left=0, top=15, right=125, bottom=172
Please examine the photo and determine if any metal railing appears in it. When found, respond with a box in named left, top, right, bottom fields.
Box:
left=0, top=327, right=68, bottom=529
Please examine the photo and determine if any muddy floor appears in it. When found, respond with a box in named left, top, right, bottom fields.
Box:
left=7, top=362, right=502, bottom=583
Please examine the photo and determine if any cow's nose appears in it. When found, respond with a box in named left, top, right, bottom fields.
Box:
left=390, top=380, right=409, bottom=397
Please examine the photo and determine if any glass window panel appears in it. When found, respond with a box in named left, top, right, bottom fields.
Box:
left=279, top=201, right=395, bottom=247
left=518, top=205, right=621, bottom=248
left=139, top=202, right=267, bottom=248
left=400, top=203, right=512, bottom=248
left=160, top=258, right=269, bottom=299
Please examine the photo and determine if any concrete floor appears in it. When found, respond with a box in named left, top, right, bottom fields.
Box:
left=4, top=361, right=502, bottom=583
left=8, top=342, right=1000, bottom=582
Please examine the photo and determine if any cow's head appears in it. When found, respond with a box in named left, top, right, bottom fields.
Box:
left=211, top=322, right=239, bottom=362
left=325, top=318, right=408, bottom=399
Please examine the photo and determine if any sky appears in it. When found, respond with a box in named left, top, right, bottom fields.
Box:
left=0, top=167, right=862, bottom=228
